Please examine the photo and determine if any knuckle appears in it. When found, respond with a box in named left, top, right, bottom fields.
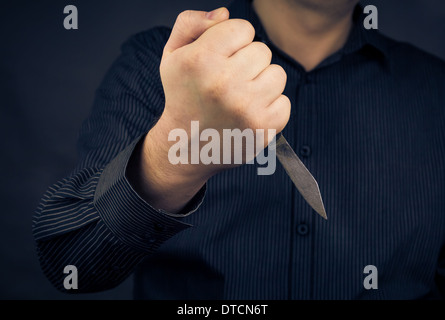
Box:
left=274, top=64, right=287, bottom=78
left=281, top=94, right=291, bottom=108
left=231, top=19, right=255, bottom=40
left=275, top=96, right=291, bottom=131
left=240, top=19, right=256, bottom=38
left=176, top=10, right=193, bottom=26
left=281, top=96, right=292, bottom=115
left=254, top=41, right=272, bottom=60
left=271, top=64, right=287, bottom=83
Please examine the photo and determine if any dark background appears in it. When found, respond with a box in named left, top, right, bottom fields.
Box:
left=0, top=0, right=444, bottom=300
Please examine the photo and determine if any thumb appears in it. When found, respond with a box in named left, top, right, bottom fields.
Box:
left=164, top=7, right=230, bottom=54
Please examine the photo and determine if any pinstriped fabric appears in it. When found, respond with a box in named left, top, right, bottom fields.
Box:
left=33, top=0, right=445, bottom=299
left=34, top=168, right=101, bottom=241
left=32, top=26, right=197, bottom=292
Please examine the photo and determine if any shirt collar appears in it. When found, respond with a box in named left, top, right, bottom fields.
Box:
left=342, top=4, right=389, bottom=59
left=228, top=0, right=390, bottom=62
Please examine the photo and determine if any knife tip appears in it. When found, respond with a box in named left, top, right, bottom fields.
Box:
left=316, top=204, right=328, bottom=220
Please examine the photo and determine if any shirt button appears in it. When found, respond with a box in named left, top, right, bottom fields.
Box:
left=111, top=265, right=122, bottom=273
left=142, top=232, right=157, bottom=243
left=296, top=223, right=309, bottom=236
left=299, top=145, right=311, bottom=158
left=154, top=222, right=165, bottom=232
left=142, top=231, right=151, bottom=238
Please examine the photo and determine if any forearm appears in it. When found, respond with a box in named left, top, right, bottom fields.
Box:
left=33, top=26, right=211, bottom=293
left=33, top=137, right=196, bottom=293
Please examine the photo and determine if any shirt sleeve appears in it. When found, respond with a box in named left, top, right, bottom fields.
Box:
left=32, top=26, right=206, bottom=293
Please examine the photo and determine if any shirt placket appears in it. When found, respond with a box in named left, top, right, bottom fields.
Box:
left=286, top=69, right=317, bottom=300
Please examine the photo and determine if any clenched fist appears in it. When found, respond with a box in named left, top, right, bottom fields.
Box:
left=160, top=8, right=290, bottom=139
left=130, top=8, right=291, bottom=212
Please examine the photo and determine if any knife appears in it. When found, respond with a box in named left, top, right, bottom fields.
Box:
left=271, top=134, right=327, bottom=219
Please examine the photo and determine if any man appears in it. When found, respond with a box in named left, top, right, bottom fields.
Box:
left=33, top=0, right=445, bottom=299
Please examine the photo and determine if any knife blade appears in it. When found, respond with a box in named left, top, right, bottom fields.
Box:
left=272, top=134, right=327, bottom=219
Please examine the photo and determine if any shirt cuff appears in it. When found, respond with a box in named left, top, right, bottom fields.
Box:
left=93, top=135, right=206, bottom=253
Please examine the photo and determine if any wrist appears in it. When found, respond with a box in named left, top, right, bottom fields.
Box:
left=146, top=115, right=223, bottom=180
left=127, top=117, right=212, bottom=213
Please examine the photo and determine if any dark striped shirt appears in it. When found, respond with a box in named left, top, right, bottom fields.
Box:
left=33, top=0, right=445, bottom=299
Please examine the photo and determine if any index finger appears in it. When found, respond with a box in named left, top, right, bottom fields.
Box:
left=191, top=18, right=256, bottom=57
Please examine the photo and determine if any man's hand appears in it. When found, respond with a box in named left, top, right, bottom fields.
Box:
left=128, top=8, right=291, bottom=213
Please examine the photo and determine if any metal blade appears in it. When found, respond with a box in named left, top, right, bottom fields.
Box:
left=273, top=134, right=327, bottom=219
